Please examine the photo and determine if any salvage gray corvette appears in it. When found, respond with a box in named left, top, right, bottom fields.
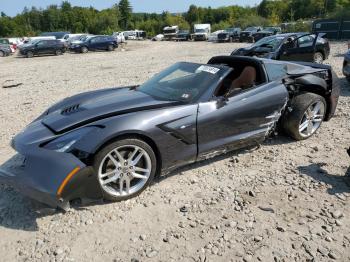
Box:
left=0, top=56, right=340, bottom=209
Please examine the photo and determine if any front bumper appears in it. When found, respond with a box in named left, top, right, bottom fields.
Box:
left=343, top=54, right=350, bottom=77
left=69, top=46, right=82, bottom=52
left=0, top=122, right=101, bottom=209
left=194, top=34, right=207, bottom=41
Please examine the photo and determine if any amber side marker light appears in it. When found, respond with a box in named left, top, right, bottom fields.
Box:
left=57, top=166, right=81, bottom=197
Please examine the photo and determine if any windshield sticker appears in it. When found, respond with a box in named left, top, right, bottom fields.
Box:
left=197, top=65, right=220, bottom=75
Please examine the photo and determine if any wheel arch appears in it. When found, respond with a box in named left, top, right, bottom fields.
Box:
left=93, top=132, right=162, bottom=176
left=294, top=85, right=332, bottom=120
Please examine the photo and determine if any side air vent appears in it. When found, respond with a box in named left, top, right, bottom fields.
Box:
left=61, top=104, right=81, bottom=115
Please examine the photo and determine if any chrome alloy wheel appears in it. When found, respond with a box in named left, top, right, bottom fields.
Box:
left=298, top=101, right=325, bottom=138
left=98, top=145, right=152, bottom=197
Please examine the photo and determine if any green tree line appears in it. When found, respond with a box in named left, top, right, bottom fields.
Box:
left=1, top=0, right=350, bottom=37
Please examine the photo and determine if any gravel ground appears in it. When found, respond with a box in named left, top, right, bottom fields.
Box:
left=0, top=41, right=349, bottom=262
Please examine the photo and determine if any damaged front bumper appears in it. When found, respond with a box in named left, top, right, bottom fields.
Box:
left=0, top=122, right=102, bottom=210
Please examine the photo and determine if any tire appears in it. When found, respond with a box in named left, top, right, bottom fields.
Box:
left=27, top=51, right=34, bottom=58
left=81, top=46, right=88, bottom=53
left=0, top=51, right=4, bottom=57
left=107, top=45, right=114, bottom=51
left=282, top=92, right=327, bottom=141
left=346, top=76, right=350, bottom=82
left=93, top=138, right=157, bottom=202
left=229, top=37, right=233, bottom=43
left=313, top=52, right=324, bottom=64
left=55, top=49, right=62, bottom=56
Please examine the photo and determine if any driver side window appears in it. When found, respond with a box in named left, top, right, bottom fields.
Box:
left=215, top=65, right=260, bottom=98
left=297, top=35, right=313, bottom=47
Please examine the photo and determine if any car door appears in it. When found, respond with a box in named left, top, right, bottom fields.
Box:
left=35, top=40, right=49, bottom=55
left=88, top=37, right=99, bottom=50
left=280, top=35, right=315, bottom=62
left=197, top=80, right=288, bottom=160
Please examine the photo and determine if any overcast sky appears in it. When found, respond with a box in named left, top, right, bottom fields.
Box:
left=1, top=0, right=261, bottom=16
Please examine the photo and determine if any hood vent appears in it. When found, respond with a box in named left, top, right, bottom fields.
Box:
left=61, top=104, right=81, bottom=115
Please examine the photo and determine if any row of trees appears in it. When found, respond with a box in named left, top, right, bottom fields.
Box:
left=1, top=0, right=350, bottom=37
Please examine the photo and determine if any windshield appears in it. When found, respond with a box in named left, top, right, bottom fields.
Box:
left=178, top=30, right=189, bottom=34
left=138, top=62, right=229, bottom=103
left=252, top=35, right=285, bottom=50
left=195, top=29, right=206, bottom=33
left=164, top=29, right=177, bottom=34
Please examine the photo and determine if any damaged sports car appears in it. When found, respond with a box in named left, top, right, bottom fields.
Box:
left=0, top=56, right=340, bottom=209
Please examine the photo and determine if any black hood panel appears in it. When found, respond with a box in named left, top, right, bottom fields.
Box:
left=41, top=87, right=178, bottom=133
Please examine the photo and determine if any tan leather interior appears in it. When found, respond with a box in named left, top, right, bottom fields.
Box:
left=230, top=66, right=257, bottom=91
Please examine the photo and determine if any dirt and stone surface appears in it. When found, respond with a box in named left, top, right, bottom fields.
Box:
left=0, top=40, right=349, bottom=262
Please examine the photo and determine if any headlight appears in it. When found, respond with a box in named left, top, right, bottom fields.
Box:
left=43, top=126, right=96, bottom=152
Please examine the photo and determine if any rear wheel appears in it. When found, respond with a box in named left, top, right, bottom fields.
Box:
left=282, top=92, right=326, bottom=140
left=313, top=52, right=324, bottom=64
left=107, top=45, right=114, bottom=51
left=94, top=138, right=157, bottom=202
left=81, top=46, right=88, bottom=53
left=0, top=51, right=4, bottom=57
left=229, top=37, right=233, bottom=43
left=27, top=51, right=34, bottom=58
left=55, top=49, right=62, bottom=56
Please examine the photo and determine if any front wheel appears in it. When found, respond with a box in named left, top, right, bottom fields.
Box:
left=93, top=138, right=157, bottom=202
left=27, top=51, right=34, bottom=58
left=55, top=49, right=63, bottom=56
left=0, top=51, right=4, bottom=57
left=81, top=46, right=88, bottom=53
left=107, top=45, right=114, bottom=51
left=313, top=52, right=324, bottom=64
left=282, top=93, right=326, bottom=140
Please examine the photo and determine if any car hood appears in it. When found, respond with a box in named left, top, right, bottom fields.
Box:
left=41, top=87, right=180, bottom=134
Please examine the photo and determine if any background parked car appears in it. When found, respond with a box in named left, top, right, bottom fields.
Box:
left=19, top=39, right=66, bottom=58
left=232, top=33, right=330, bottom=63
left=66, top=34, right=89, bottom=46
left=217, top=28, right=241, bottom=42
left=239, top=26, right=263, bottom=42
left=70, top=35, right=118, bottom=53
left=0, top=38, right=17, bottom=53
left=208, top=30, right=224, bottom=42
left=343, top=48, right=350, bottom=82
left=0, top=44, right=12, bottom=57
left=253, top=26, right=282, bottom=42
left=174, top=30, right=191, bottom=41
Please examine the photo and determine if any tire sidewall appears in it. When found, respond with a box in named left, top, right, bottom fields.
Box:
left=313, top=52, right=324, bottom=63
left=27, top=51, right=33, bottom=58
left=107, top=45, right=114, bottom=51
left=93, top=138, right=157, bottom=202
left=0, top=51, right=4, bottom=57
left=81, top=47, right=88, bottom=53
left=282, top=93, right=327, bottom=140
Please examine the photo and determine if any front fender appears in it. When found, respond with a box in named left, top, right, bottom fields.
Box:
left=73, top=105, right=199, bottom=170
